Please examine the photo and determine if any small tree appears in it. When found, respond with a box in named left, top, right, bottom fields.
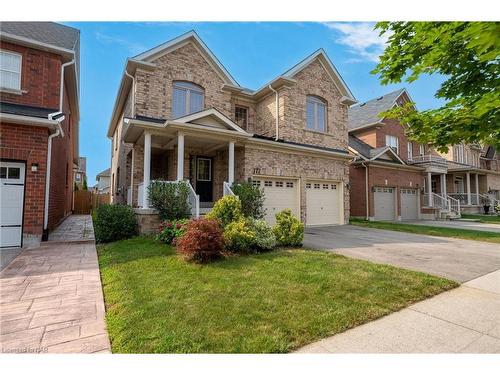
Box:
left=231, top=180, right=266, bottom=219
left=148, top=180, right=191, bottom=220
left=83, top=176, right=88, bottom=191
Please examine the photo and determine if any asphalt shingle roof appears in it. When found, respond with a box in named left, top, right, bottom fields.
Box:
left=348, top=134, right=373, bottom=159
left=0, top=102, right=59, bottom=118
left=0, top=22, right=79, bottom=51
left=348, top=88, right=405, bottom=131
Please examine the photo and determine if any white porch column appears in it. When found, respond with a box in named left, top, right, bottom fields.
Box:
left=177, top=132, right=184, bottom=181
left=475, top=173, right=479, bottom=205
left=440, top=174, right=446, bottom=196
left=228, top=141, right=235, bottom=185
left=130, top=147, right=134, bottom=206
left=427, top=172, right=433, bottom=207
left=143, top=131, right=151, bottom=208
left=466, top=172, right=471, bottom=206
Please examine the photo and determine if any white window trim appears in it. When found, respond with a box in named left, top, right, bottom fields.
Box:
left=172, top=81, right=205, bottom=118
left=419, top=144, right=425, bottom=156
left=306, top=96, right=327, bottom=133
left=385, top=135, right=399, bottom=154
left=0, top=50, right=22, bottom=91
left=407, top=142, right=413, bottom=160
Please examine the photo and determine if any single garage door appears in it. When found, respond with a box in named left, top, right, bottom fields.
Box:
left=253, top=178, right=299, bottom=225
left=1, top=161, right=25, bottom=248
left=401, top=188, right=418, bottom=220
left=374, top=187, right=395, bottom=221
left=306, top=181, right=342, bottom=226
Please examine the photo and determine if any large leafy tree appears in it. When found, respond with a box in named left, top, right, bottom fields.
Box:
left=372, top=22, right=500, bottom=151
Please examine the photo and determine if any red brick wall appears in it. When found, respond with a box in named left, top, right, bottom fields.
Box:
left=48, top=82, right=74, bottom=229
left=0, top=122, right=48, bottom=235
left=0, top=41, right=62, bottom=109
left=352, top=127, right=377, bottom=148
left=349, top=163, right=424, bottom=218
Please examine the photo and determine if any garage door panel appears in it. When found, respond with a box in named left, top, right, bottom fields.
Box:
left=255, top=179, right=299, bottom=225
left=306, top=181, right=341, bottom=226
left=374, top=187, right=395, bottom=221
left=1, top=161, right=25, bottom=248
left=401, top=188, right=418, bottom=220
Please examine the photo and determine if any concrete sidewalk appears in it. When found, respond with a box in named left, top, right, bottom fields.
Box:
left=296, top=269, right=500, bottom=353
left=402, top=219, right=500, bottom=233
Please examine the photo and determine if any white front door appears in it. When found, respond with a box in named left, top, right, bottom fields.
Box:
left=374, top=187, right=396, bottom=221
left=306, top=181, right=342, bottom=226
left=1, top=161, right=25, bottom=248
left=254, top=178, right=299, bottom=225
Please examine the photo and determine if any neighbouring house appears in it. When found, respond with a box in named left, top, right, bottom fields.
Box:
left=0, top=22, right=80, bottom=248
left=95, top=167, right=111, bottom=194
left=108, top=30, right=356, bottom=232
left=348, top=88, right=500, bottom=221
left=74, top=155, right=86, bottom=189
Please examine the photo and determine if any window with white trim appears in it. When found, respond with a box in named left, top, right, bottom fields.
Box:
left=385, top=135, right=399, bottom=153
left=172, top=81, right=204, bottom=118
left=453, top=144, right=465, bottom=163
left=419, top=144, right=425, bottom=156
left=306, top=95, right=326, bottom=132
left=0, top=50, right=22, bottom=90
left=407, top=142, right=413, bottom=160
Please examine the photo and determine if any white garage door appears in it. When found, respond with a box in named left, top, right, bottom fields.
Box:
left=254, top=178, right=299, bottom=225
left=374, top=187, right=395, bottom=221
left=401, top=188, right=418, bottom=220
left=1, top=161, right=25, bottom=248
left=306, top=181, right=342, bottom=226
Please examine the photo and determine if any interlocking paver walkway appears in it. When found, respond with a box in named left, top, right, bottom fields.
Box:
left=1, top=216, right=110, bottom=354
left=48, top=215, right=95, bottom=242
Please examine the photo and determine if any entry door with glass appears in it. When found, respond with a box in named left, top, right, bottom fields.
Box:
left=196, top=157, right=213, bottom=202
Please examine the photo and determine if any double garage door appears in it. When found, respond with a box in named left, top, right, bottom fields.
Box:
left=253, top=178, right=342, bottom=226
left=373, top=187, right=418, bottom=221
left=1, top=161, right=25, bottom=248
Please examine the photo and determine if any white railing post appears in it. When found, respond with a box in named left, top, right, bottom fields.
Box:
left=143, top=131, right=151, bottom=208
left=427, top=172, right=433, bottom=207
left=228, top=141, right=235, bottom=185
left=466, top=172, right=471, bottom=206
left=177, top=132, right=184, bottom=181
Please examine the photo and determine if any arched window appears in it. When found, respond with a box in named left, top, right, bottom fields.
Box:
left=306, top=95, right=326, bottom=132
left=172, top=81, right=204, bottom=118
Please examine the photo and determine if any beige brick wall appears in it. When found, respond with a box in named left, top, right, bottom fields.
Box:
left=135, top=43, right=232, bottom=120
left=241, top=146, right=350, bottom=223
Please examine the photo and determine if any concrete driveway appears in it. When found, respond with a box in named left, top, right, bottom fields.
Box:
left=304, top=225, right=500, bottom=282
left=402, top=219, right=500, bottom=233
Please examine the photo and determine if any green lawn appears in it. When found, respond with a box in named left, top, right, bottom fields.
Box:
left=98, top=237, right=456, bottom=353
left=461, top=213, right=500, bottom=224
left=350, top=218, right=500, bottom=244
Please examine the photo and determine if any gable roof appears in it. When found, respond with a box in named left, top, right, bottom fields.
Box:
left=172, top=107, right=248, bottom=134
left=348, top=134, right=405, bottom=164
left=96, top=168, right=111, bottom=178
left=0, top=22, right=79, bottom=51
left=348, top=88, right=409, bottom=131
left=133, top=30, right=238, bottom=86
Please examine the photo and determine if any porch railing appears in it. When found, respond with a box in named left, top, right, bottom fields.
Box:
left=138, top=182, right=146, bottom=207
left=448, top=193, right=480, bottom=206
left=479, top=193, right=499, bottom=208
left=446, top=195, right=461, bottom=215
left=127, top=187, right=132, bottom=205
left=223, top=181, right=235, bottom=196
left=423, top=192, right=449, bottom=210
left=185, top=180, right=200, bottom=218
left=408, top=154, right=447, bottom=166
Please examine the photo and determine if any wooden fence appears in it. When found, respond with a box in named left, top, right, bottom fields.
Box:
left=73, top=191, right=110, bottom=214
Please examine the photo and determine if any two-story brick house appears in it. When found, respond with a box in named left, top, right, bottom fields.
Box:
left=0, top=22, right=80, bottom=250
left=108, top=30, right=356, bottom=228
left=348, top=88, right=499, bottom=221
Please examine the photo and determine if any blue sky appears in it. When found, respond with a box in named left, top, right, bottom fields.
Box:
left=65, top=22, right=446, bottom=184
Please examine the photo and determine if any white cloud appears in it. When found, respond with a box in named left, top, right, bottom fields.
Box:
left=95, top=32, right=146, bottom=55
left=323, top=22, right=390, bottom=63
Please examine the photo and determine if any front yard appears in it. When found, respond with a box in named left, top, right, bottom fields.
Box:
left=461, top=213, right=500, bottom=224
left=98, top=237, right=456, bottom=353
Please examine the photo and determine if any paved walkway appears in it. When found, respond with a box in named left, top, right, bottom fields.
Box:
left=296, top=269, right=500, bottom=353
left=48, top=214, right=95, bottom=242
left=0, top=216, right=110, bottom=354
left=402, top=219, right=500, bottom=233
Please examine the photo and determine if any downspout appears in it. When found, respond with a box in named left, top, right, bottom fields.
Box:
left=42, top=58, right=73, bottom=240
left=268, top=85, right=279, bottom=141
left=361, top=162, right=369, bottom=220
left=124, top=70, right=135, bottom=118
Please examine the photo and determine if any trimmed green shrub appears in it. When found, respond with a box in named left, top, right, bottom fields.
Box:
left=94, top=204, right=138, bottom=243
left=252, top=219, right=276, bottom=251
left=176, top=218, right=224, bottom=263
left=273, top=209, right=304, bottom=247
left=156, top=219, right=188, bottom=245
left=231, top=181, right=266, bottom=219
left=224, top=218, right=256, bottom=253
left=148, top=180, right=191, bottom=220
left=206, top=195, right=242, bottom=228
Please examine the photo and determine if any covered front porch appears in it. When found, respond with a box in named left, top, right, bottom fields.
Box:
left=122, top=109, right=251, bottom=216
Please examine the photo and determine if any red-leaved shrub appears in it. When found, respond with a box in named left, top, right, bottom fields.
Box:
left=175, top=218, right=225, bottom=263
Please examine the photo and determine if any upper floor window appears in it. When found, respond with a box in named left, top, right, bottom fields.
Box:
left=306, top=95, right=326, bottom=132
left=407, top=142, right=413, bottom=160
left=0, top=50, right=22, bottom=91
left=235, top=106, right=248, bottom=129
left=454, top=144, right=465, bottom=163
left=385, top=135, right=399, bottom=153
left=419, top=144, right=425, bottom=156
left=172, top=81, right=204, bottom=118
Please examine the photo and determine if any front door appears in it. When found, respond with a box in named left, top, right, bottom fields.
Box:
left=196, top=157, right=213, bottom=202
left=1, top=161, right=25, bottom=248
